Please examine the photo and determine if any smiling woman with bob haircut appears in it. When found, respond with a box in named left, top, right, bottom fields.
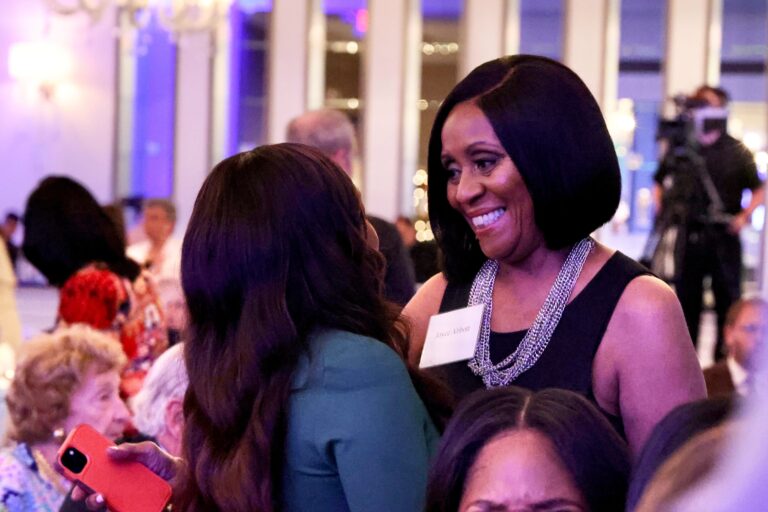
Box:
left=404, top=55, right=705, bottom=455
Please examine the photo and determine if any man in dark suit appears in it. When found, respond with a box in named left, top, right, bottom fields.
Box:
left=703, top=297, right=767, bottom=397
left=286, top=109, right=416, bottom=306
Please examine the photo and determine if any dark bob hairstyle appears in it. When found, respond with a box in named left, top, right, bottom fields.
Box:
left=22, top=176, right=139, bottom=286
left=428, top=55, right=621, bottom=282
left=425, top=387, right=630, bottom=512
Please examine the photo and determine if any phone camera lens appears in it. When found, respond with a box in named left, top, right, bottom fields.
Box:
left=60, top=447, right=88, bottom=474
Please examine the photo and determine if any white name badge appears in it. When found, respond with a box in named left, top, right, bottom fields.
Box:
left=419, top=304, right=484, bottom=368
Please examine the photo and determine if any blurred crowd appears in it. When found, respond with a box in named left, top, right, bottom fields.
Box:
left=0, top=54, right=765, bottom=512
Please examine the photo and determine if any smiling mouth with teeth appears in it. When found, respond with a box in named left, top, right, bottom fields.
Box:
left=471, top=208, right=506, bottom=229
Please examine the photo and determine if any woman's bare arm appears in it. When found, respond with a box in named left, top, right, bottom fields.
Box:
left=594, top=275, right=706, bottom=457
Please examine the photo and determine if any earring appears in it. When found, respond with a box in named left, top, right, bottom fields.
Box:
left=52, top=427, right=65, bottom=441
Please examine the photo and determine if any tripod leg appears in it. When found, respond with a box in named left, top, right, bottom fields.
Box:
left=711, top=232, right=742, bottom=360
left=676, top=233, right=705, bottom=348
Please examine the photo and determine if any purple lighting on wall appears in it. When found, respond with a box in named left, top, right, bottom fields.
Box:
left=237, top=0, right=271, bottom=13
left=132, top=19, right=176, bottom=199
left=354, top=8, right=367, bottom=35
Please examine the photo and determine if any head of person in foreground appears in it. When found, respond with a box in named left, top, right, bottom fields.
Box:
left=425, top=386, right=630, bottom=512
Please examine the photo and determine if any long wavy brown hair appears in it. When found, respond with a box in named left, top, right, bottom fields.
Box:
left=176, top=143, right=448, bottom=511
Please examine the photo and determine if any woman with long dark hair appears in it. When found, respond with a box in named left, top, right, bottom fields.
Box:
left=72, top=144, right=442, bottom=512
left=88, top=143, right=440, bottom=512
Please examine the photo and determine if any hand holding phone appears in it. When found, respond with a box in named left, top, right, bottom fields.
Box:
left=58, top=424, right=172, bottom=512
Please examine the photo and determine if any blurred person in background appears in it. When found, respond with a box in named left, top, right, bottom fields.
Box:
left=102, top=202, right=127, bottom=248
left=0, top=325, right=130, bottom=511
left=0, top=240, right=21, bottom=353
left=155, top=279, right=187, bottom=346
left=127, top=199, right=182, bottom=284
left=0, top=215, right=22, bottom=438
left=59, top=344, right=188, bottom=512
left=22, top=177, right=168, bottom=396
left=395, top=216, right=440, bottom=284
left=56, top=266, right=167, bottom=396
left=22, top=176, right=140, bottom=289
left=635, top=426, right=730, bottom=512
left=0, top=213, right=19, bottom=271
left=626, top=397, right=734, bottom=511
left=287, top=108, right=417, bottom=306
left=652, top=86, right=764, bottom=360
left=703, top=297, right=768, bottom=397
left=668, top=310, right=768, bottom=511
left=425, top=386, right=630, bottom=512
left=131, top=343, right=187, bottom=457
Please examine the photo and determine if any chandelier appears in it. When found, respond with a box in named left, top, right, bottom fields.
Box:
left=42, top=0, right=236, bottom=34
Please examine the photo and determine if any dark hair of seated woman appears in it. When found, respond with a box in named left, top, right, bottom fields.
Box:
left=426, top=386, right=630, bottom=512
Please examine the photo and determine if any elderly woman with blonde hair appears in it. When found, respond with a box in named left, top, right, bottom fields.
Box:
left=0, top=325, right=131, bottom=512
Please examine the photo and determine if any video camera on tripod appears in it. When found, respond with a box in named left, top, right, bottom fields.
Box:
left=641, top=93, right=731, bottom=281
left=655, top=94, right=731, bottom=226
left=657, top=94, right=728, bottom=152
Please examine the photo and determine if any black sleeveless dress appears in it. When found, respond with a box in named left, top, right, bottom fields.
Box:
left=428, top=251, right=650, bottom=436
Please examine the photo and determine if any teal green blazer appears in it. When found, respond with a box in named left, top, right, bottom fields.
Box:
left=281, top=329, right=439, bottom=512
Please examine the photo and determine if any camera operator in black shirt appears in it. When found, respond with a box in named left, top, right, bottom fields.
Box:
left=652, top=86, right=764, bottom=361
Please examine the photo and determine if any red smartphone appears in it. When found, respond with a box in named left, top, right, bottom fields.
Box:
left=57, top=424, right=172, bottom=512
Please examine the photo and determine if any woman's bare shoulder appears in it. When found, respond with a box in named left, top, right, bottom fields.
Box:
left=403, top=274, right=448, bottom=318
left=602, top=273, right=691, bottom=361
left=620, top=273, right=680, bottom=310
left=402, top=273, right=449, bottom=365
left=597, top=273, right=705, bottom=454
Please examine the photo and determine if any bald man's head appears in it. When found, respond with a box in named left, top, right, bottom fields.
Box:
left=286, top=109, right=357, bottom=175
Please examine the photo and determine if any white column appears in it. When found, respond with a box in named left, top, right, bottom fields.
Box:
left=399, top=0, right=423, bottom=217
left=562, top=0, right=621, bottom=114
left=363, top=0, right=422, bottom=220
left=503, top=0, right=521, bottom=57
left=306, top=0, right=326, bottom=110
left=266, top=0, right=323, bottom=143
left=209, top=14, right=233, bottom=167
left=173, top=33, right=213, bottom=234
left=460, top=0, right=505, bottom=78
left=460, top=0, right=521, bottom=77
left=664, top=0, right=723, bottom=114
left=115, top=17, right=138, bottom=199
left=705, top=0, right=723, bottom=86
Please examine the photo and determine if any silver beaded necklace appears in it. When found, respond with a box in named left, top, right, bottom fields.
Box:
left=467, top=237, right=595, bottom=387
